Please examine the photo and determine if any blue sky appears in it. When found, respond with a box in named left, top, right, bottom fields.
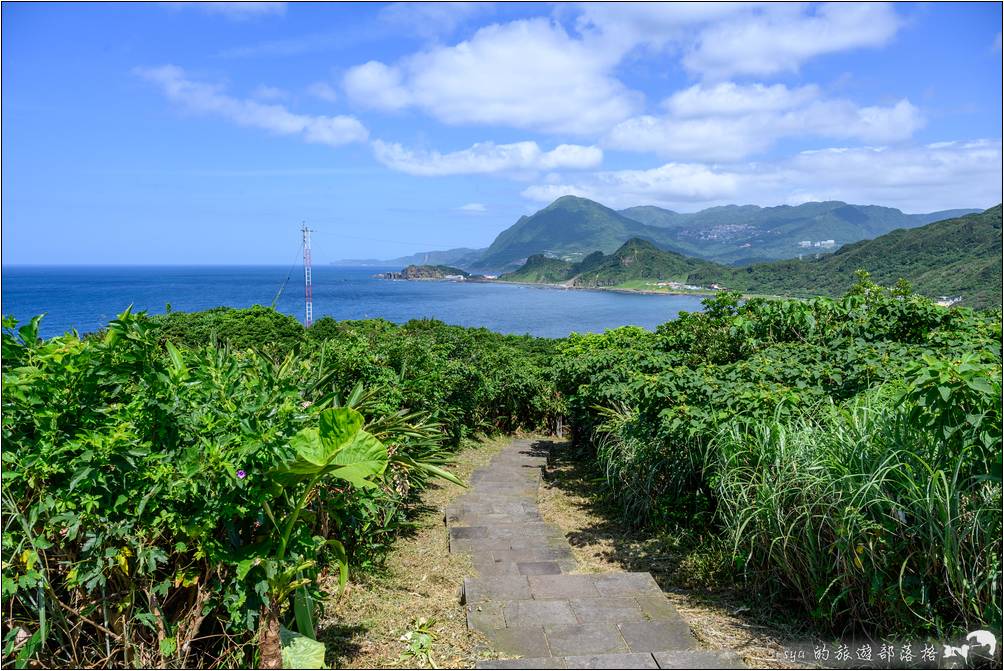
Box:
left=3, top=1, right=1001, bottom=264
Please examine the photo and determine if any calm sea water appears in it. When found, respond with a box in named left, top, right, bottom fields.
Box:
left=1, top=266, right=706, bottom=339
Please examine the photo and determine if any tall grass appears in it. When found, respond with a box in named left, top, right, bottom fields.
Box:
left=711, top=389, right=1002, bottom=636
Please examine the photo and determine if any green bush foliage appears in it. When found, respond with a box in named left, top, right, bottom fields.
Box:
left=552, top=279, right=1001, bottom=636
left=1, top=309, right=558, bottom=668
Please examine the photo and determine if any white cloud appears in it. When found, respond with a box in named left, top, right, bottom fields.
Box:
left=136, top=65, right=368, bottom=147
left=606, top=83, right=923, bottom=161
left=371, top=139, right=602, bottom=176
left=782, top=140, right=1003, bottom=210
left=522, top=140, right=1002, bottom=212
left=457, top=202, right=487, bottom=213
left=685, top=3, right=901, bottom=78
left=537, top=144, right=605, bottom=170
left=343, top=18, right=640, bottom=135
left=168, top=2, right=286, bottom=21
left=522, top=163, right=739, bottom=207
left=577, top=3, right=901, bottom=79
left=665, top=82, right=820, bottom=117
left=575, top=2, right=763, bottom=53
left=306, top=81, right=339, bottom=103
left=342, top=61, right=413, bottom=110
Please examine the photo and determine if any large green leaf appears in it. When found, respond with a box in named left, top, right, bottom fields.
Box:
left=327, top=431, right=387, bottom=489
left=319, top=407, right=363, bottom=447
left=279, top=626, right=326, bottom=669
left=290, top=408, right=363, bottom=470
left=274, top=408, right=387, bottom=487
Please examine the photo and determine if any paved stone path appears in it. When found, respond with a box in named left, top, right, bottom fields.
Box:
left=446, top=439, right=745, bottom=669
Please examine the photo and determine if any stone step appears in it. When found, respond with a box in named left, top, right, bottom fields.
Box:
left=464, top=572, right=664, bottom=603
left=476, top=650, right=746, bottom=669
left=459, top=440, right=743, bottom=669
left=653, top=650, right=746, bottom=668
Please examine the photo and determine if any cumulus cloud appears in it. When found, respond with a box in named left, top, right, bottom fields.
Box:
left=522, top=140, right=1002, bottom=212
left=343, top=19, right=640, bottom=135
left=577, top=3, right=901, bottom=79
left=685, top=3, right=901, bottom=78
left=575, top=2, right=762, bottom=53
left=337, top=4, right=906, bottom=140
left=136, top=65, right=368, bottom=147
left=371, top=139, right=602, bottom=176
left=522, top=163, right=739, bottom=207
left=342, top=61, right=413, bottom=110
left=606, top=83, right=923, bottom=161
left=665, top=82, right=820, bottom=117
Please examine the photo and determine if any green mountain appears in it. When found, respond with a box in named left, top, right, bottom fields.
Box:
left=502, top=238, right=722, bottom=287
left=499, top=254, right=576, bottom=283
left=339, top=196, right=982, bottom=273
left=617, top=202, right=981, bottom=265
left=700, top=205, right=1002, bottom=309
left=473, top=196, right=684, bottom=270
left=502, top=206, right=1002, bottom=309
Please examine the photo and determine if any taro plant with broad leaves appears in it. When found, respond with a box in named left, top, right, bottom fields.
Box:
left=254, top=406, right=389, bottom=669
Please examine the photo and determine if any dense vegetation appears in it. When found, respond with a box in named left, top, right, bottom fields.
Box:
left=693, top=205, right=1002, bottom=308
left=503, top=206, right=1003, bottom=309
left=554, top=279, right=1001, bottom=636
left=3, top=276, right=1001, bottom=668
left=1, top=310, right=559, bottom=668
left=377, top=265, right=470, bottom=280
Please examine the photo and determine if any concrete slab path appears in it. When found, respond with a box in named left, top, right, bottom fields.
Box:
left=446, top=439, right=745, bottom=669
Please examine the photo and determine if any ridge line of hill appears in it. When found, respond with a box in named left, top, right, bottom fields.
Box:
left=335, top=196, right=983, bottom=271
left=498, top=205, right=1003, bottom=309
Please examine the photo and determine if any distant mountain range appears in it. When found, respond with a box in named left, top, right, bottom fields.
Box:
left=335, top=196, right=979, bottom=271
left=501, top=206, right=1003, bottom=309
left=335, top=247, right=483, bottom=268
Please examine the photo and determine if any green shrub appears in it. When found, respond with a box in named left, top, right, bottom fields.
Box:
left=0, top=310, right=463, bottom=668
left=151, top=305, right=305, bottom=359
left=712, top=384, right=1001, bottom=636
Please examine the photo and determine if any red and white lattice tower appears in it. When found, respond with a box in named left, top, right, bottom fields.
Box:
left=301, top=223, right=313, bottom=327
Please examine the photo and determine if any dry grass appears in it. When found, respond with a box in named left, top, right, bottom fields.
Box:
left=536, top=439, right=818, bottom=669
left=318, top=435, right=513, bottom=669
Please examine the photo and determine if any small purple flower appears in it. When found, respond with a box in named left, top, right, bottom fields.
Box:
left=236, top=469, right=247, bottom=480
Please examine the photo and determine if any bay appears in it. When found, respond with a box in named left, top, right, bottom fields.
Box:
left=1, top=265, right=706, bottom=339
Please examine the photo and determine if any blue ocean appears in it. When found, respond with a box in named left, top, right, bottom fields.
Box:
left=1, top=266, right=707, bottom=340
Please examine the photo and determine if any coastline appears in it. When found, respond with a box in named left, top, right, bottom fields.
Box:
left=487, top=278, right=718, bottom=298
left=375, top=275, right=798, bottom=302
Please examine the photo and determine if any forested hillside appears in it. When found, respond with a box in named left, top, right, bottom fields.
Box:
left=503, top=206, right=1003, bottom=309
left=502, top=238, right=719, bottom=286
left=705, top=205, right=1002, bottom=308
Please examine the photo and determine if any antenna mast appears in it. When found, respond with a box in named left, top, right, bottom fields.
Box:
left=301, top=223, right=313, bottom=327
